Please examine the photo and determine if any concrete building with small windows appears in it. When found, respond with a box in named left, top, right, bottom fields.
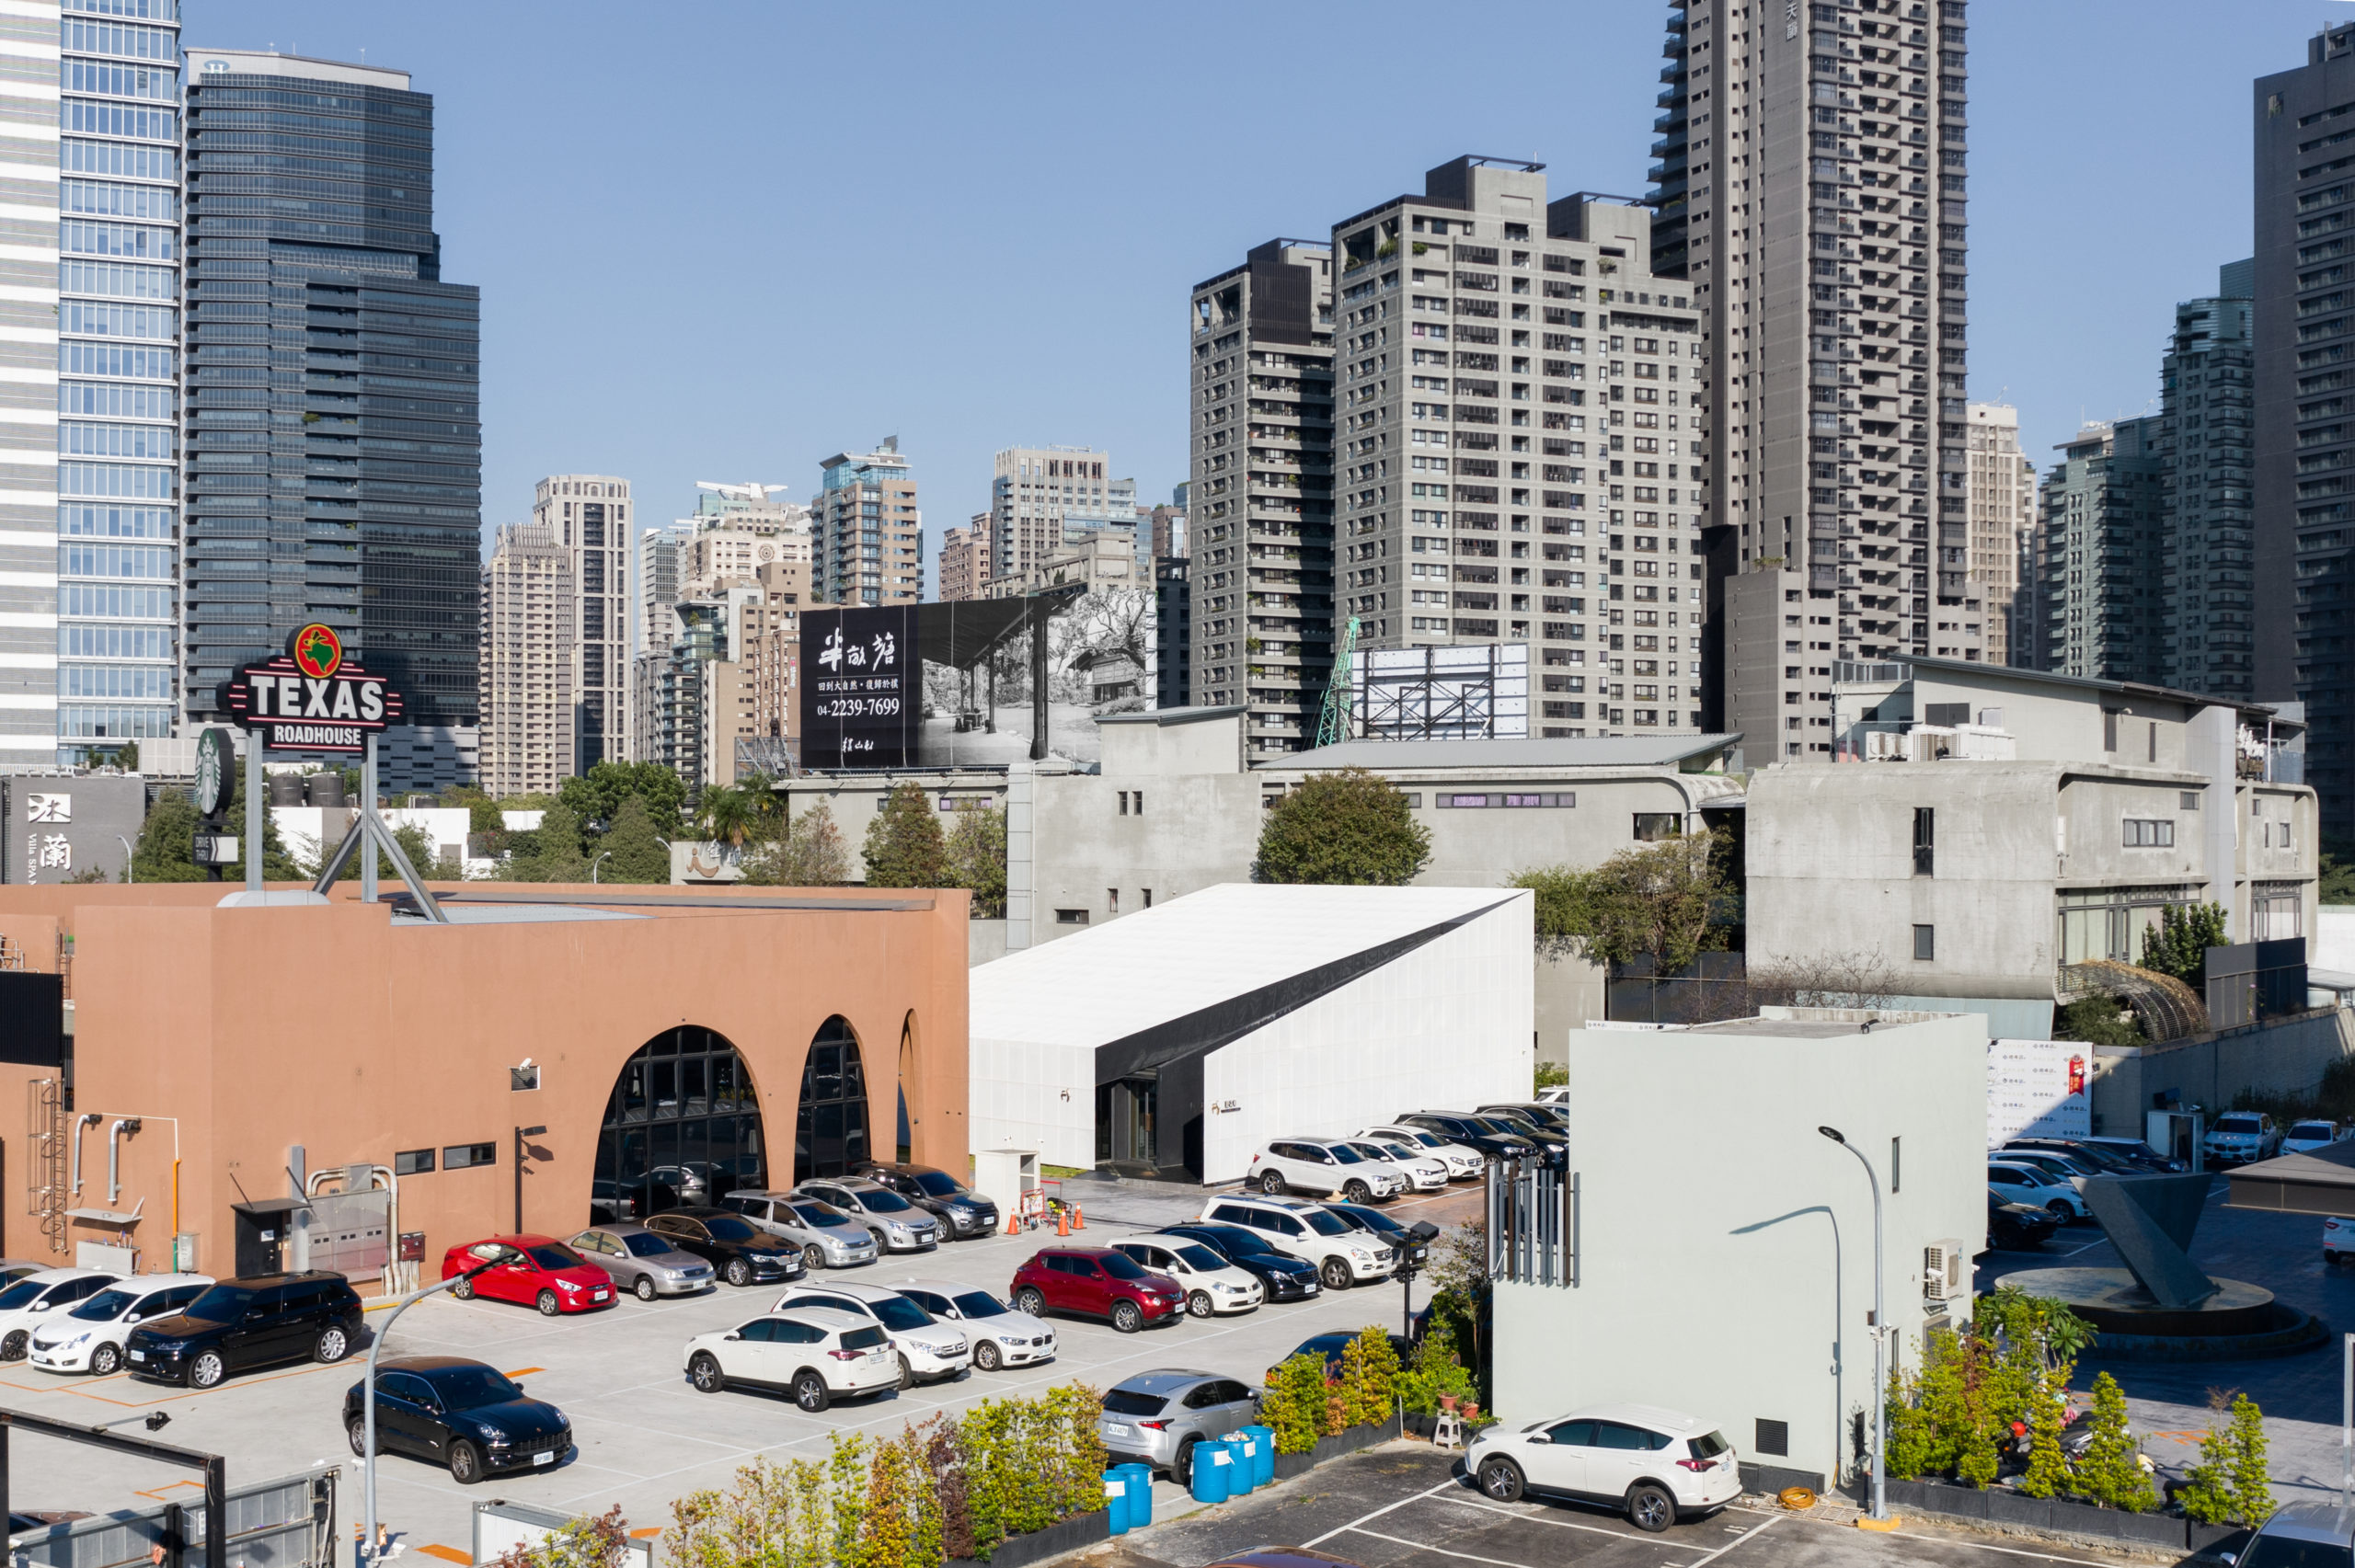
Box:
left=777, top=706, right=1743, bottom=1056
left=1744, top=658, right=2316, bottom=1039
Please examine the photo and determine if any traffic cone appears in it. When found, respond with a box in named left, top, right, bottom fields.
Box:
left=1005, top=1209, right=1020, bottom=1236
left=1056, top=1208, right=1070, bottom=1238
left=1074, top=1207, right=1086, bottom=1230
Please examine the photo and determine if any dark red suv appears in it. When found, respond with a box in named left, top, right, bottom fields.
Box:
left=1010, top=1247, right=1183, bottom=1333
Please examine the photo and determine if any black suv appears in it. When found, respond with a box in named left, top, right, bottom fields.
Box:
left=1396, top=1111, right=1546, bottom=1162
left=853, top=1161, right=1000, bottom=1240
left=127, top=1272, right=362, bottom=1389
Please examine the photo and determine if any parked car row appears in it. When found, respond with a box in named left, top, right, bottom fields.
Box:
left=1240, top=1104, right=1568, bottom=1207
left=592, top=1161, right=999, bottom=1239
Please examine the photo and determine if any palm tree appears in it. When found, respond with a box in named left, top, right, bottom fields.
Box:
left=695, top=783, right=756, bottom=849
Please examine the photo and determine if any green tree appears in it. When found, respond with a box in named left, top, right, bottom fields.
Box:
left=2074, top=1371, right=2154, bottom=1512
left=558, top=760, right=686, bottom=832
left=862, top=782, right=949, bottom=887
left=2140, top=900, right=2227, bottom=986
left=695, top=781, right=770, bottom=851
left=945, top=806, right=1007, bottom=918
left=488, top=1506, right=629, bottom=1568
left=130, top=783, right=300, bottom=884
left=2176, top=1425, right=2236, bottom=1526
left=741, top=800, right=851, bottom=887
left=1341, top=1325, right=1401, bottom=1428
left=597, top=795, right=672, bottom=883
left=2053, top=994, right=2146, bottom=1047
left=2017, top=1368, right=2074, bottom=1499
left=1509, top=828, right=1733, bottom=973
left=1252, top=767, right=1431, bottom=886
left=2227, top=1393, right=2274, bottom=1528
left=505, top=802, right=591, bottom=883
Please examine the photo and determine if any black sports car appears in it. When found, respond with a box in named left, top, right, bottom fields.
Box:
left=1988, top=1187, right=2060, bottom=1251
left=346, top=1356, right=571, bottom=1485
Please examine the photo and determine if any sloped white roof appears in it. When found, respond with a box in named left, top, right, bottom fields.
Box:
left=971, top=882, right=1524, bottom=1049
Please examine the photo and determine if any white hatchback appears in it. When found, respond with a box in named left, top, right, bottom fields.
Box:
left=891, top=1280, right=1057, bottom=1372
left=29, top=1274, right=211, bottom=1375
left=682, top=1307, right=898, bottom=1412
left=1467, top=1402, right=1740, bottom=1531
left=0, top=1269, right=120, bottom=1363
left=1343, top=1139, right=1447, bottom=1193
left=1987, top=1160, right=2090, bottom=1220
left=1109, top=1234, right=1265, bottom=1318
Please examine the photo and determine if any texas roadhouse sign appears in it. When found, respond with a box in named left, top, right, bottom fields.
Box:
left=219, top=623, right=404, bottom=753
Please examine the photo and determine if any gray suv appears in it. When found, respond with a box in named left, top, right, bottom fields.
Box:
left=1097, top=1370, right=1260, bottom=1484
left=2228, top=1497, right=2355, bottom=1566
left=720, top=1191, right=880, bottom=1270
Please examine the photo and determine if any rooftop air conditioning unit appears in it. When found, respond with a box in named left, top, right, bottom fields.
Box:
left=1923, top=1238, right=1970, bottom=1301
left=1866, top=728, right=1906, bottom=761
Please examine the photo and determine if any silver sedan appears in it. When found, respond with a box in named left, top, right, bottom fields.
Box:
left=718, top=1191, right=880, bottom=1270
left=569, top=1224, right=716, bottom=1300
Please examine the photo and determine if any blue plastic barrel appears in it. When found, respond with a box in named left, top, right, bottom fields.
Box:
left=1242, top=1425, right=1275, bottom=1488
left=1225, top=1433, right=1256, bottom=1494
left=1189, top=1437, right=1232, bottom=1505
left=1121, top=1463, right=1154, bottom=1528
left=1103, top=1467, right=1131, bottom=1534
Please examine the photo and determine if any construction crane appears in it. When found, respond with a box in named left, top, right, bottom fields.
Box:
left=1315, top=615, right=1361, bottom=750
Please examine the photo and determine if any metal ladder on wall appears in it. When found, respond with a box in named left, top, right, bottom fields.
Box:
left=28, top=1078, right=63, bottom=1256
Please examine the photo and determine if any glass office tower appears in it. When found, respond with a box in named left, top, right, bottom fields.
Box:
left=56, top=0, right=181, bottom=763
left=179, top=49, right=479, bottom=776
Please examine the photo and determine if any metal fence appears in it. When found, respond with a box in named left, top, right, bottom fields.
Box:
left=1486, top=1156, right=1575, bottom=1288
left=14, top=1467, right=335, bottom=1568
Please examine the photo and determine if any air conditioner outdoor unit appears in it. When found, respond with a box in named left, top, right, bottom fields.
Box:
left=1923, top=1238, right=1970, bottom=1301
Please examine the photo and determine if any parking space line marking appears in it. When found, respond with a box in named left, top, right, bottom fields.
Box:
left=505, top=1368, right=546, bottom=1377
left=1683, top=1512, right=1780, bottom=1566
left=415, top=1545, right=471, bottom=1564
left=1344, top=1527, right=1557, bottom=1567
left=1303, top=1480, right=1458, bottom=1549
left=1742, top=1507, right=2120, bottom=1566
left=1427, top=1493, right=1714, bottom=1549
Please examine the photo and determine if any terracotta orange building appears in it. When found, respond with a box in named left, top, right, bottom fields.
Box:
left=0, top=882, right=969, bottom=1288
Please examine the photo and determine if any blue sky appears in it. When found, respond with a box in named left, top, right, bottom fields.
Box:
left=190, top=1, right=2352, bottom=580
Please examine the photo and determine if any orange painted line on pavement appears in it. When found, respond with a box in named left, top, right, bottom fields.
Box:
left=417, top=1546, right=472, bottom=1564
left=65, top=1360, right=338, bottom=1408
left=504, top=1368, right=546, bottom=1378
left=628, top=1529, right=661, bottom=1539
left=133, top=1480, right=204, bottom=1502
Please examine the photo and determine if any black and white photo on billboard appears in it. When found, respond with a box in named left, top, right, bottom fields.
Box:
left=913, top=588, right=1153, bottom=769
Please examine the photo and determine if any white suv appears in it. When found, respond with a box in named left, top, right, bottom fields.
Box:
left=1467, top=1402, right=1740, bottom=1531
left=1246, top=1139, right=1407, bottom=1203
left=682, top=1307, right=898, bottom=1412
left=2203, top=1113, right=2282, bottom=1166
left=1200, top=1196, right=1395, bottom=1291
left=769, top=1280, right=969, bottom=1387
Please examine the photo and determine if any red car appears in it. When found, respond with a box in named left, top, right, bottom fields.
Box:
left=1009, top=1247, right=1183, bottom=1333
left=442, top=1235, right=615, bottom=1316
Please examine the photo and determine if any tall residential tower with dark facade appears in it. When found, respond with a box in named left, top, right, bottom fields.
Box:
left=2257, top=23, right=2355, bottom=827
left=1650, top=0, right=1971, bottom=753
left=179, top=49, right=480, bottom=787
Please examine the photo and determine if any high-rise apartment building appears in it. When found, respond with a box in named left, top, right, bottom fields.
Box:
left=56, top=0, right=179, bottom=763
left=2157, top=264, right=2256, bottom=700
left=0, top=4, right=63, bottom=767
left=938, top=514, right=989, bottom=601
left=1962, top=403, right=2032, bottom=667
left=636, top=517, right=691, bottom=659
left=677, top=483, right=807, bottom=601
left=477, top=521, right=573, bottom=798
left=1155, top=557, right=1190, bottom=709
left=1190, top=238, right=1333, bottom=752
left=531, top=475, right=630, bottom=774
left=2256, top=24, right=2355, bottom=825
left=990, top=446, right=1111, bottom=590
left=2033, top=421, right=2165, bottom=681
left=181, top=49, right=481, bottom=785
left=1651, top=0, right=1971, bottom=727
left=810, top=440, right=919, bottom=607
left=1316, top=157, right=1703, bottom=741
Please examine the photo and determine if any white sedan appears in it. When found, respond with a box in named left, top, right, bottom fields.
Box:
left=892, top=1280, right=1057, bottom=1370
left=2284, top=1121, right=2346, bottom=1157
left=29, top=1274, right=211, bottom=1375
left=0, top=1269, right=120, bottom=1362
left=1359, top=1124, right=1484, bottom=1180
left=1345, top=1139, right=1448, bottom=1192
left=1110, top=1234, right=1265, bottom=1318
left=1988, top=1160, right=2090, bottom=1220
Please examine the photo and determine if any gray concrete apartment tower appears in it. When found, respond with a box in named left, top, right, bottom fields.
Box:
left=1328, top=159, right=1703, bottom=740
left=532, top=474, right=631, bottom=772
left=1189, top=239, right=1334, bottom=756
left=1652, top=0, right=1973, bottom=757
left=2257, top=22, right=2355, bottom=830
left=2158, top=263, right=2255, bottom=701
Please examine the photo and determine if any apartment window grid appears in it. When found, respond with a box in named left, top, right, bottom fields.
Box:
left=57, top=0, right=179, bottom=762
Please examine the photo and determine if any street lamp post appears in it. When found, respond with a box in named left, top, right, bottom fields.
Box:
left=514, top=1125, right=546, bottom=1233
left=115, top=834, right=132, bottom=885
left=1819, top=1125, right=1889, bottom=1524
left=591, top=851, right=612, bottom=884
left=362, top=1259, right=497, bottom=1565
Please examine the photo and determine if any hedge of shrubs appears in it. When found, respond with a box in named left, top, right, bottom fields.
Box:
left=1260, top=1326, right=1481, bottom=1453
left=1884, top=1286, right=2272, bottom=1523
left=661, top=1385, right=1106, bottom=1568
